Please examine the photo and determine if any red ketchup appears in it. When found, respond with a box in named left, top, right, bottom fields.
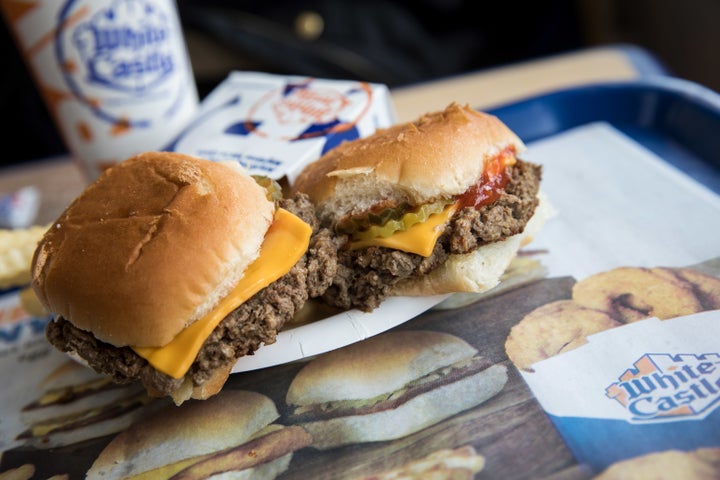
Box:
left=457, top=148, right=515, bottom=209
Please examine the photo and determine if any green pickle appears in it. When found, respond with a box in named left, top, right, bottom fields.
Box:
left=351, top=200, right=451, bottom=241
left=252, top=175, right=283, bottom=202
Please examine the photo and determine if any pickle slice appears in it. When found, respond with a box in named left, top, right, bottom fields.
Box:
left=351, top=201, right=451, bottom=241
left=337, top=203, right=410, bottom=235
left=252, top=175, right=283, bottom=202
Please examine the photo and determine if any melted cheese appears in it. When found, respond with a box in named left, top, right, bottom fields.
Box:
left=132, top=208, right=311, bottom=379
left=349, top=202, right=459, bottom=257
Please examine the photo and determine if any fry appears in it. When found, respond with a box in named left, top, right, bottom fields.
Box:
left=0, top=224, right=47, bottom=289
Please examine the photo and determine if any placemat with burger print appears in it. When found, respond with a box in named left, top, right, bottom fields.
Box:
left=0, top=121, right=718, bottom=479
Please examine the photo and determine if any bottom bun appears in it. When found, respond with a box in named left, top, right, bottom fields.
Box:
left=157, top=363, right=235, bottom=405
left=392, top=192, right=553, bottom=297
left=299, top=363, right=508, bottom=450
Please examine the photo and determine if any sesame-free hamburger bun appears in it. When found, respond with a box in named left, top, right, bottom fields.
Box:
left=33, top=152, right=325, bottom=404
left=293, top=103, right=526, bottom=218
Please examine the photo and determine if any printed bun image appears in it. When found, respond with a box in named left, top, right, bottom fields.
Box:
left=15, top=361, right=154, bottom=449
left=291, top=103, right=550, bottom=312
left=285, top=330, right=507, bottom=450
left=505, top=264, right=720, bottom=371
left=593, top=447, right=720, bottom=480
left=32, top=152, right=336, bottom=404
left=86, top=390, right=312, bottom=480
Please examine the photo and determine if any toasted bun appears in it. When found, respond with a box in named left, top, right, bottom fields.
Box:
left=86, top=390, right=280, bottom=479
left=392, top=191, right=553, bottom=296
left=291, top=103, right=525, bottom=221
left=286, top=330, right=479, bottom=406
left=160, top=362, right=235, bottom=405
left=31, top=152, right=274, bottom=347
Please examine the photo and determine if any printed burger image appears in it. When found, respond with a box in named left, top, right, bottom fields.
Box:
left=85, top=390, right=311, bottom=479
left=15, top=361, right=156, bottom=450
left=285, top=330, right=508, bottom=450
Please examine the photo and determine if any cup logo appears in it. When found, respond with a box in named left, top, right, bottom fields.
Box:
left=72, top=1, right=173, bottom=93
left=56, top=0, right=189, bottom=128
left=606, top=353, right=720, bottom=422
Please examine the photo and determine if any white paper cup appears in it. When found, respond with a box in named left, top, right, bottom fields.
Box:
left=1, top=0, right=199, bottom=181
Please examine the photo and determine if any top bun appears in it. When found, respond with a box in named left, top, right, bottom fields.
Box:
left=291, top=103, right=525, bottom=221
left=87, top=390, right=279, bottom=479
left=32, top=152, right=274, bottom=347
left=286, top=330, right=477, bottom=406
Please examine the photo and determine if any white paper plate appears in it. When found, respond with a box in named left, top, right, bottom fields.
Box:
left=231, top=294, right=449, bottom=372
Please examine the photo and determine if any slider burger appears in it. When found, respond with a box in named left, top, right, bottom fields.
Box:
left=291, top=103, right=548, bottom=311
left=17, top=360, right=154, bottom=449
left=32, top=152, right=336, bottom=404
left=285, top=330, right=508, bottom=449
left=86, top=390, right=312, bottom=480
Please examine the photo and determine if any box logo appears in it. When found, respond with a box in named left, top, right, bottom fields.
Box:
left=606, top=353, right=720, bottom=422
left=243, top=80, right=373, bottom=142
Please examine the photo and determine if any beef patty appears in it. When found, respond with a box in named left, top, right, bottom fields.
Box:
left=45, top=194, right=337, bottom=397
left=322, top=160, right=542, bottom=311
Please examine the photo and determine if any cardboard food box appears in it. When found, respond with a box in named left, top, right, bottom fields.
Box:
left=166, top=71, right=396, bottom=182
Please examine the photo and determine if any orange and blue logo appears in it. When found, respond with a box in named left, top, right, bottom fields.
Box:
left=606, top=353, right=720, bottom=422
left=56, top=0, right=190, bottom=129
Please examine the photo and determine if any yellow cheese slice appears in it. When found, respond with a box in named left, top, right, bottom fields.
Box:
left=349, top=202, right=459, bottom=257
left=133, top=208, right=312, bottom=379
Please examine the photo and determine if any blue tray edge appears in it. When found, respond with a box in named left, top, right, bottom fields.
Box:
left=487, top=77, right=720, bottom=194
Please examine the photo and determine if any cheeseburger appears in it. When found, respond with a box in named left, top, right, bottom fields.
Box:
left=291, top=103, right=549, bottom=311
left=32, top=152, right=336, bottom=404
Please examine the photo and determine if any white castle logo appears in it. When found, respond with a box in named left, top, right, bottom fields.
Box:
left=606, top=353, right=720, bottom=422
left=72, top=0, right=175, bottom=93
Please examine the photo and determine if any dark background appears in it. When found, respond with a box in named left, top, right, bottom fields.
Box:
left=2, top=0, right=718, bottom=166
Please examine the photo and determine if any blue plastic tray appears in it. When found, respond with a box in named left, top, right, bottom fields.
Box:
left=488, top=77, right=720, bottom=194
